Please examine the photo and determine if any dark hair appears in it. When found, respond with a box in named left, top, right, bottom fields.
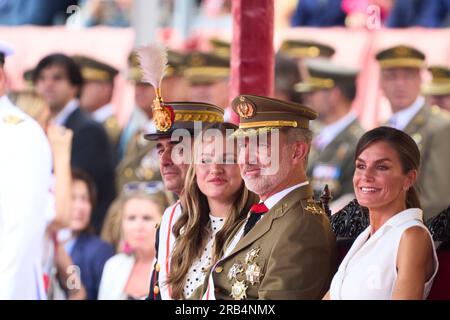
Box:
left=274, top=53, right=301, bottom=102
left=336, top=81, right=357, bottom=102
left=71, top=168, right=98, bottom=234
left=354, top=126, right=421, bottom=209
left=33, top=53, right=83, bottom=93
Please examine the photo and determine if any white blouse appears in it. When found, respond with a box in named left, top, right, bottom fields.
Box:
left=183, top=215, right=225, bottom=299
left=98, top=253, right=135, bottom=300
left=330, top=208, right=439, bottom=300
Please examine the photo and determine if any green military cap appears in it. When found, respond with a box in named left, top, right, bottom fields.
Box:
left=184, top=51, right=230, bottom=85
left=144, top=101, right=224, bottom=141
left=279, top=39, right=335, bottom=59
left=209, top=38, right=231, bottom=60
left=231, top=94, right=317, bottom=137
left=375, top=45, right=425, bottom=69
left=294, top=58, right=358, bottom=93
left=23, top=68, right=34, bottom=90
left=422, top=66, right=450, bottom=96
left=127, top=50, right=186, bottom=83
left=72, top=55, right=118, bottom=83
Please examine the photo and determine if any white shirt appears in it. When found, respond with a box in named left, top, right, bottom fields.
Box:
left=52, top=99, right=78, bottom=126
left=155, top=201, right=183, bottom=300
left=92, top=103, right=115, bottom=123
left=329, top=208, right=439, bottom=300
left=264, top=181, right=310, bottom=211
left=184, top=215, right=225, bottom=298
left=98, top=253, right=135, bottom=300
left=0, top=95, right=52, bottom=299
left=313, top=111, right=357, bottom=151
left=388, top=96, right=425, bottom=130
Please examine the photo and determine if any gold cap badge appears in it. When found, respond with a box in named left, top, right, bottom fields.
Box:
left=236, top=96, right=255, bottom=119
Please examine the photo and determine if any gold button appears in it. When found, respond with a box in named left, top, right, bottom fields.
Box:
left=124, top=168, right=133, bottom=178
left=153, top=286, right=159, bottom=295
left=215, top=266, right=223, bottom=273
left=155, top=264, right=160, bottom=272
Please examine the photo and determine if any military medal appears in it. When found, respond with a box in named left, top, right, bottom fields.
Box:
left=230, top=280, right=247, bottom=300
left=236, top=96, right=255, bottom=119
left=228, top=263, right=244, bottom=281
left=245, top=263, right=262, bottom=285
left=245, top=247, right=261, bottom=264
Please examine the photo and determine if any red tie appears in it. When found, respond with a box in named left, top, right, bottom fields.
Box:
left=250, top=203, right=269, bottom=214
left=243, top=203, right=269, bottom=236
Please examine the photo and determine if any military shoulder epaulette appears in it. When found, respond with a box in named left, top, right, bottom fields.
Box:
left=3, top=115, right=24, bottom=125
left=105, top=116, right=120, bottom=129
left=431, top=105, right=442, bottom=115
left=301, top=198, right=324, bottom=215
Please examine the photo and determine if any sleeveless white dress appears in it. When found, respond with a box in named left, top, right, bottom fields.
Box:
left=330, top=208, right=439, bottom=300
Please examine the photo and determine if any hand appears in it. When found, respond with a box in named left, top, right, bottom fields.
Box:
left=47, top=125, right=73, bottom=161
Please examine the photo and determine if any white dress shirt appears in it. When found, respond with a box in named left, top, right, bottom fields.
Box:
left=388, top=96, right=425, bottom=130
left=92, top=103, right=114, bottom=123
left=155, top=201, right=183, bottom=300
left=0, top=95, right=52, bottom=299
left=52, top=99, right=79, bottom=126
left=313, top=111, right=357, bottom=151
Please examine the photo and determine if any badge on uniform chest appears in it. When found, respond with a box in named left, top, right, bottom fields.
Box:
left=229, top=246, right=264, bottom=300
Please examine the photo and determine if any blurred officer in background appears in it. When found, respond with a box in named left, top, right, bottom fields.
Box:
left=74, top=55, right=121, bottom=153
left=376, top=45, right=450, bottom=220
left=422, top=65, right=450, bottom=112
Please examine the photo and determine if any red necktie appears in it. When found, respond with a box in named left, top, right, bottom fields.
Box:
left=243, top=203, right=269, bottom=236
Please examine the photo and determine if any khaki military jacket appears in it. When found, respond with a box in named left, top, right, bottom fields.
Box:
left=308, top=119, right=365, bottom=200
left=210, top=184, right=338, bottom=300
left=403, top=105, right=450, bottom=220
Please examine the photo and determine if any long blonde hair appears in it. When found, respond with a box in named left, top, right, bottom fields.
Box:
left=167, top=122, right=258, bottom=299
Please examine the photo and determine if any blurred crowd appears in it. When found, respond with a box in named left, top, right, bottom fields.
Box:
left=1, top=0, right=450, bottom=29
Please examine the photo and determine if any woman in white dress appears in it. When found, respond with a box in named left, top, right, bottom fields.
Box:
left=325, top=126, right=438, bottom=300
left=98, top=184, right=168, bottom=300
left=166, top=122, right=258, bottom=299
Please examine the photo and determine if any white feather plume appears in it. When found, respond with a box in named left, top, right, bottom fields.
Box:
left=136, top=43, right=168, bottom=89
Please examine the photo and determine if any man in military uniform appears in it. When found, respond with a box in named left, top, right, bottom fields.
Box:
left=376, top=45, right=450, bottom=220
left=0, top=41, right=52, bottom=299
left=204, top=95, right=337, bottom=300
left=278, top=39, right=335, bottom=106
left=184, top=51, right=230, bottom=120
left=74, top=55, right=121, bottom=153
left=422, top=65, right=450, bottom=112
left=295, top=59, right=365, bottom=207
left=145, top=101, right=225, bottom=300
left=115, top=50, right=188, bottom=192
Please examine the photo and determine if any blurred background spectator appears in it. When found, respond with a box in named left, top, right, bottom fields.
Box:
left=98, top=184, right=168, bottom=300
left=59, top=169, right=115, bottom=300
